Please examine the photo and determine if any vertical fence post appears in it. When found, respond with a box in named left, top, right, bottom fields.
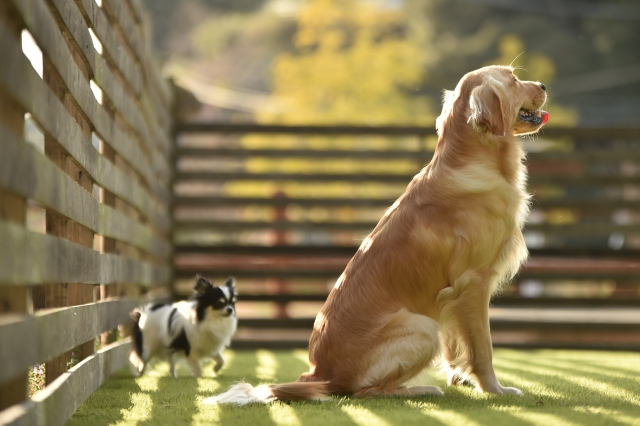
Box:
left=0, top=5, right=28, bottom=407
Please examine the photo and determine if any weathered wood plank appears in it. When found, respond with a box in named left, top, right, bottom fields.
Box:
left=0, top=126, right=171, bottom=258
left=76, top=0, right=173, bottom=155
left=101, top=0, right=143, bottom=65
left=101, top=0, right=172, bottom=108
left=77, top=0, right=173, bottom=158
left=10, top=0, right=167, bottom=197
left=46, top=0, right=172, bottom=174
left=102, top=0, right=171, bottom=113
left=77, top=0, right=142, bottom=96
left=0, top=219, right=169, bottom=286
left=0, top=340, right=130, bottom=426
left=125, top=0, right=145, bottom=24
left=0, top=55, right=28, bottom=411
left=0, top=22, right=170, bottom=233
left=0, top=300, right=137, bottom=388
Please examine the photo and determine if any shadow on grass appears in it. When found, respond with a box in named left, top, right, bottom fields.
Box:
left=493, top=359, right=640, bottom=425
left=497, top=352, right=640, bottom=397
left=138, top=375, right=198, bottom=426
left=67, top=368, right=140, bottom=425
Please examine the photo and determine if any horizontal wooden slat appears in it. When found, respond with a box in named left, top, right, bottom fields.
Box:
left=229, top=339, right=640, bottom=351
left=523, top=257, right=640, bottom=275
left=174, top=196, right=399, bottom=207
left=173, top=196, right=639, bottom=209
left=0, top=219, right=169, bottom=285
left=173, top=220, right=640, bottom=233
left=49, top=0, right=170, bottom=180
left=176, top=148, right=432, bottom=159
left=51, top=0, right=158, bottom=166
left=0, top=23, right=170, bottom=233
left=77, top=0, right=142, bottom=96
left=126, top=0, right=145, bottom=24
left=0, top=126, right=170, bottom=258
left=174, top=252, right=640, bottom=279
left=231, top=294, right=640, bottom=307
left=11, top=0, right=169, bottom=199
left=0, top=300, right=137, bottom=387
left=0, top=340, right=129, bottom=426
left=74, top=0, right=173, bottom=156
left=175, top=147, right=640, bottom=161
left=236, top=317, right=640, bottom=332
left=176, top=123, right=640, bottom=139
left=173, top=245, right=640, bottom=257
left=175, top=269, right=639, bottom=281
left=175, top=171, right=638, bottom=184
left=99, top=205, right=171, bottom=259
left=101, top=0, right=173, bottom=108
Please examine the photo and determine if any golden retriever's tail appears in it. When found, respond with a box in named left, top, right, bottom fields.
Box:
left=202, top=381, right=330, bottom=406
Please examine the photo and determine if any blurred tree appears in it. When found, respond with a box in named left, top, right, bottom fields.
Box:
left=259, top=0, right=434, bottom=125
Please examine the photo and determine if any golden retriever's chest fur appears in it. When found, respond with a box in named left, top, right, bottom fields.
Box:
left=412, top=149, right=530, bottom=297
left=445, top=164, right=529, bottom=287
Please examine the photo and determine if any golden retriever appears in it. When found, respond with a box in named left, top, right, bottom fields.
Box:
left=205, top=65, right=548, bottom=404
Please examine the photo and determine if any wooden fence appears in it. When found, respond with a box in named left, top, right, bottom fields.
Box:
left=173, top=124, right=640, bottom=350
left=0, top=0, right=172, bottom=424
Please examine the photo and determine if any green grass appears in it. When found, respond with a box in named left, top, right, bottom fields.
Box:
left=68, top=349, right=640, bottom=426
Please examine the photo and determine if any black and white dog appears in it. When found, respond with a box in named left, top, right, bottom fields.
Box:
left=129, top=276, right=237, bottom=377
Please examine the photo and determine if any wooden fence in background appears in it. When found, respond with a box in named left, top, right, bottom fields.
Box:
left=173, top=124, right=640, bottom=350
left=0, top=0, right=173, bottom=424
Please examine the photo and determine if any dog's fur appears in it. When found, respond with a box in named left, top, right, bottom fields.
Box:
left=205, top=65, right=548, bottom=405
left=129, top=276, right=237, bottom=377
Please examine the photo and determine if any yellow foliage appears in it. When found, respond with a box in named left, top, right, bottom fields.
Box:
left=259, top=0, right=434, bottom=125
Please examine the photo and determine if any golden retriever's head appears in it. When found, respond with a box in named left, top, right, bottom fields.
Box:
left=438, top=65, right=548, bottom=138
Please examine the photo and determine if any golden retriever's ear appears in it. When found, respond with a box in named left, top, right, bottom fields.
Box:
left=468, top=80, right=507, bottom=137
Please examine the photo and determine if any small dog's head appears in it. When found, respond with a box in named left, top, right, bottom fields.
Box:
left=192, top=276, right=237, bottom=321
left=438, top=65, right=548, bottom=138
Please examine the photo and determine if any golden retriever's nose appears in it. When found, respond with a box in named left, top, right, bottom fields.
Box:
left=540, top=83, right=546, bottom=91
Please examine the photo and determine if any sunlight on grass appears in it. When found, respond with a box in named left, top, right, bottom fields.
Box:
left=69, top=349, right=640, bottom=426
left=432, top=410, right=486, bottom=426
left=269, top=402, right=302, bottom=426
left=119, top=392, right=152, bottom=423
left=341, top=405, right=394, bottom=426
left=492, top=362, right=566, bottom=399
left=510, top=410, right=582, bottom=426
left=494, top=356, right=639, bottom=405
left=292, top=349, right=309, bottom=367
left=256, top=349, right=279, bottom=381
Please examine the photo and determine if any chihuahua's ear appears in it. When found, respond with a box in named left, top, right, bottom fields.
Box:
left=225, top=276, right=235, bottom=289
left=194, top=275, right=212, bottom=294
left=468, top=78, right=508, bottom=137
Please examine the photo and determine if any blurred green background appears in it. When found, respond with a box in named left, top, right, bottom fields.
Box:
left=145, top=0, right=640, bottom=127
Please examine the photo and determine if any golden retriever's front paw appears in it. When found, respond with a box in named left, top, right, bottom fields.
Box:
left=500, top=386, right=523, bottom=396
left=485, top=385, right=523, bottom=396
left=477, top=383, right=523, bottom=395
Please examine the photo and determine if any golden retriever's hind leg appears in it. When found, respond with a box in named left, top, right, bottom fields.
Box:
left=357, top=309, right=442, bottom=397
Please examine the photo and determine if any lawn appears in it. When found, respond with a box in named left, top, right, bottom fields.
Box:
left=68, top=349, right=640, bottom=426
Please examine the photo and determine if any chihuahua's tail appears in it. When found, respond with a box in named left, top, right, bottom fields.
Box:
left=202, top=381, right=330, bottom=406
left=128, top=309, right=146, bottom=376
